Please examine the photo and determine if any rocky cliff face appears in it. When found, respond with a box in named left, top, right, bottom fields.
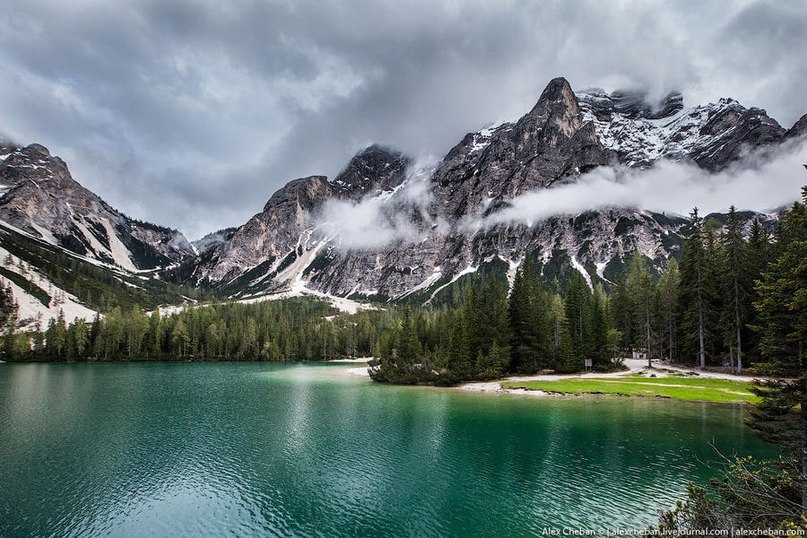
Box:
left=0, top=142, right=193, bottom=271
left=577, top=89, right=787, bottom=170
left=3, top=76, right=802, bottom=305
left=190, top=145, right=412, bottom=292
left=331, top=144, right=411, bottom=199
left=431, top=78, right=613, bottom=219
left=189, top=77, right=802, bottom=302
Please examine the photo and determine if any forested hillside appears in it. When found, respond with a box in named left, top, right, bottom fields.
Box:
left=4, top=187, right=804, bottom=392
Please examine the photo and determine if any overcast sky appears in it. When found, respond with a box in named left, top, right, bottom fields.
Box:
left=0, top=0, right=805, bottom=239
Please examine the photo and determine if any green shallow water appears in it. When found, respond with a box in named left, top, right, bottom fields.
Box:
left=0, top=362, right=775, bottom=536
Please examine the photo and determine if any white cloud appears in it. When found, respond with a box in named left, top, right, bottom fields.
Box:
left=317, top=158, right=436, bottom=250
left=480, top=139, right=807, bottom=228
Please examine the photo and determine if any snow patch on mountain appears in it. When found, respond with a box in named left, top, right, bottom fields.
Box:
left=395, top=268, right=443, bottom=300
left=578, top=92, right=734, bottom=168
left=570, top=255, right=593, bottom=291
left=239, top=287, right=375, bottom=315
left=427, top=265, right=478, bottom=303
left=595, top=261, right=611, bottom=283
left=0, top=245, right=97, bottom=328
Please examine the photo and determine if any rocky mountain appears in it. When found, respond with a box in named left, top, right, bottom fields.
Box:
left=431, top=78, right=612, bottom=219
left=189, top=145, right=411, bottom=293
left=0, top=141, right=193, bottom=271
left=189, top=77, right=804, bottom=303
left=577, top=88, right=791, bottom=170
left=2, top=76, right=803, bottom=314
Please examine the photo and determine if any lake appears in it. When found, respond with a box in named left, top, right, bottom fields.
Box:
left=0, top=361, right=775, bottom=536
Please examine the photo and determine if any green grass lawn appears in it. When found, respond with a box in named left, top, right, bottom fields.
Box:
left=501, top=375, right=760, bottom=404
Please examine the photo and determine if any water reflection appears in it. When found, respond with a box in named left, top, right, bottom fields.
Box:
left=0, top=362, right=776, bottom=537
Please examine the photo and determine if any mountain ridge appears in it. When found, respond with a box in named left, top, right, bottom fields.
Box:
left=1, top=76, right=804, bottom=321
left=187, top=76, right=801, bottom=302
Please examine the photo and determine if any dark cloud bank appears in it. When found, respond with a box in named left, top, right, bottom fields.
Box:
left=0, top=0, right=805, bottom=238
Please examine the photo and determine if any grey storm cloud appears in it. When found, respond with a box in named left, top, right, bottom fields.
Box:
left=0, top=0, right=805, bottom=238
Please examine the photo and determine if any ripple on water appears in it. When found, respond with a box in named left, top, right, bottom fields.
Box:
left=0, top=362, right=776, bottom=536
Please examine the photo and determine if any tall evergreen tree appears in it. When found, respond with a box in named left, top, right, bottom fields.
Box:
left=447, top=310, right=471, bottom=377
left=590, top=284, right=612, bottom=368
left=72, top=321, right=89, bottom=358
left=656, top=258, right=680, bottom=362
left=754, top=189, right=807, bottom=373
left=45, top=310, right=67, bottom=359
left=626, top=253, right=655, bottom=367
left=720, top=206, right=749, bottom=372
left=564, top=271, right=592, bottom=368
left=508, top=259, right=547, bottom=373
left=679, top=208, right=718, bottom=367
left=745, top=218, right=771, bottom=364
left=610, top=279, right=634, bottom=355
left=171, top=318, right=190, bottom=357
left=468, top=280, right=510, bottom=364
left=2, top=287, right=17, bottom=361
left=398, top=308, right=421, bottom=365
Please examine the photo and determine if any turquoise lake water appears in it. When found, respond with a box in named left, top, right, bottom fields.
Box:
left=0, top=361, right=775, bottom=536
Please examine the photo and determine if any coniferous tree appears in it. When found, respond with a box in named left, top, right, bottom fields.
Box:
left=2, top=291, right=17, bottom=361
left=745, top=218, right=771, bottom=365
left=679, top=209, right=718, bottom=367
left=590, top=284, right=612, bottom=368
left=468, top=280, right=510, bottom=367
left=32, top=319, right=44, bottom=359
left=447, top=309, right=471, bottom=377
left=564, top=271, right=592, bottom=369
left=720, top=206, right=750, bottom=372
left=626, top=253, right=655, bottom=366
left=172, top=318, right=190, bottom=357
left=398, top=308, right=421, bottom=365
left=147, top=310, right=163, bottom=357
left=72, top=320, right=89, bottom=358
left=656, top=258, right=680, bottom=362
left=754, top=189, right=807, bottom=373
left=508, top=260, right=543, bottom=372
left=45, top=310, right=67, bottom=359
left=610, top=279, right=634, bottom=355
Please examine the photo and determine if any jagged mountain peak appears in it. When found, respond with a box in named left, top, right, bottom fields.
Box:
left=532, top=77, right=575, bottom=108
left=430, top=77, right=610, bottom=218
left=524, top=76, right=582, bottom=137
left=332, top=144, right=411, bottom=199
left=5, top=76, right=800, bottom=309
left=262, top=175, right=331, bottom=213
left=22, top=143, right=50, bottom=157
left=190, top=75, right=804, bottom=302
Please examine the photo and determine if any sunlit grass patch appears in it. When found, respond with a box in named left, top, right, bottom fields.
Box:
left=502, top=376, right=760, bottom=404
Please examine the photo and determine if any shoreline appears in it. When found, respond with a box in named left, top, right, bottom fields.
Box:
left=339, top=357, right=766, bottom=403
left=458, top=358, right=762, bottom=394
